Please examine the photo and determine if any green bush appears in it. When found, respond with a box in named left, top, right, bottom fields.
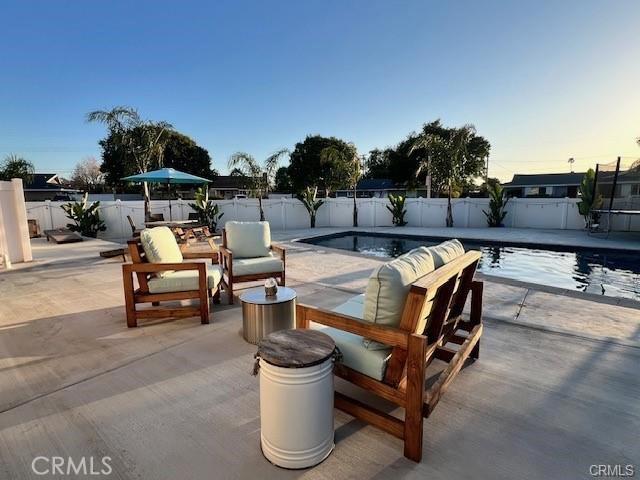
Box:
left=483, top=183, right=509, bottom=227
left=61, top=194, right=106, bottom=238
left=387, top=194, right=408, bottom=226
left=188, top=187, right=224, bottom=231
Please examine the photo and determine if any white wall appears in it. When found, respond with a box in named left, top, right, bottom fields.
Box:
left=23, top=197, right=638, bottom=242
left=0, top=179, right=32, bottom=266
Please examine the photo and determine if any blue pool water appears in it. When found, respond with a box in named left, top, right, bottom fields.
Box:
left=300, top=232, right=640, bottom=301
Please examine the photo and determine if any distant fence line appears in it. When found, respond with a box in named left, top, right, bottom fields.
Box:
left=25, top=197, right=639, bottom=240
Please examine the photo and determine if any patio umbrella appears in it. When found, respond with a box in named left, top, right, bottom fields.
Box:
left=122, top=168, right=212, bottom=220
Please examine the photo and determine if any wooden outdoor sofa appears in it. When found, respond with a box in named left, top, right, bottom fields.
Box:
left=296, top=240, right=483, bottom=462
left=122, top=227, right=223, bottom=327
left=219, top=221, right=285, bottom=304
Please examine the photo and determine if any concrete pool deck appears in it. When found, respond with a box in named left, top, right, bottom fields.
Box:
left=0, top=231, right=639, bottom=479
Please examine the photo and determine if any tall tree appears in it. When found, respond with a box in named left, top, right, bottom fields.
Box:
left=227, top=149, right=289, bottom=220
left=87, top=106, right=173, bottom=218
left=274, top=166, right=293, bottom=193
left=288, top=135, right=358, bottom=196
left=70, top=157, right=104, bottom=191
left=0, top=154, right=35, bottom=183
left=410, top=121, right=490, bottom=226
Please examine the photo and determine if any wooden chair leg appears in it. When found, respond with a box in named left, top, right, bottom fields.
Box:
left=122, top=265, right=138, bottom=328
left=404, top=334, right=427, bottom=462
left=280, top=270, right=286, bottom=286
left=212, top=288, right=221, bottom=304
left=227, top=276, right=234, bottom=305
left=199, top=267, right=210, bottom=324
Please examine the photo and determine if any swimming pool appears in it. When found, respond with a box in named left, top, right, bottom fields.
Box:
left=300, top=232, right=640, bottom=301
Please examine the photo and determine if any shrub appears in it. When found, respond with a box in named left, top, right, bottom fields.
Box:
left=483, top=183, right=509, bottom=227
left=188, top=187, right=224, bottom=232
left=61, top=193, right=106, bottom=238
left=387, top=194, right=408, bottom=226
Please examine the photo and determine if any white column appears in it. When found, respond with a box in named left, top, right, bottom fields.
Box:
left=11, top=179, right=31, bottom=261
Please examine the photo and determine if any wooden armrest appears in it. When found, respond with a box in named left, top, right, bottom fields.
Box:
left=219, top=245, right=232, bottom=258
left=470, top=279, right=483, bottom=325
left=271, top=244, right=286, bottom=261
left=123, top=262, right=207, bottom=274
left=297, top=303, right=409, bottom=348
left=181, top=251, right=217, bottom=260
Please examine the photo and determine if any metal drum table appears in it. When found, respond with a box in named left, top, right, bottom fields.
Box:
left=256, top=329, right=337, bottom=469
left=239, top=287, right=297, bottom=345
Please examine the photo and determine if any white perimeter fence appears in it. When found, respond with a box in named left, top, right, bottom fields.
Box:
left=25, top=197, right=640, bottom=241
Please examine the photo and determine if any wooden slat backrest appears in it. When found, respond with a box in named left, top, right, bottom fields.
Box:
left=127, top=239, right=151, bottom=293
left=382, top=250, right=481, bottom=387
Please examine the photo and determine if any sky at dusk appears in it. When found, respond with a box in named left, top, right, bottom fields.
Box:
left=1, top=0, right=639, bottom=181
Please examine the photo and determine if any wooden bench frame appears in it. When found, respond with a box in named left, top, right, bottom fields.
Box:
left=122, top=238, right=222, bottom=328
left=296, top=250, right=483, bottom=462
left=218, top=228, right=286, bottom=305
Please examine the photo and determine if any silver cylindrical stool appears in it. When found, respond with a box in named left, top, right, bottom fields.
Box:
left=256, top=329, right=336, bottom=469
left=240, top=287, right=296, bottom=345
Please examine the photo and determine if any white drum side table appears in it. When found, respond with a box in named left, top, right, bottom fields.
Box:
left=256, top=329, right=336, bottom=469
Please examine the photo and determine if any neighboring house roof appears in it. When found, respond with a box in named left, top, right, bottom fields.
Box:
left=503, top=173, right=586, bottom=188
left=24, top=173, right=80, bottom=192
left=355, top=178, right=396, bottom=190
left=209, top=175, right=254, bottom=190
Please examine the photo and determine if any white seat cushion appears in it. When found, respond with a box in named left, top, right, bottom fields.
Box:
left=311, top=323, right=391, bottom=381
left=225, top=221, right=271, bottom=258
left=428, top=239, right=465, bottom=268
left=331, top=294, right=365, bottom=318
left=363, top=246, right=435, bottom=328
left=147, top=264, right=222, bottom=294
left=309, top=295, right=391, bottom=381
left=140, top=227, right=183, bottom=278
left=232, top=252, right=283, bottom=276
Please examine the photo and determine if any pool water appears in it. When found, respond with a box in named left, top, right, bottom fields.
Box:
left=300, top=232, right=640, bottom=301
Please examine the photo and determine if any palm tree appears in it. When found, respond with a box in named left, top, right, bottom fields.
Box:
left=320, top=146, right=361, bottom=227
left=87, top=106, right=173, bottom=218
left=411, top=122, right=490, bottom=227
left=227, top=149, right=289, bottom=220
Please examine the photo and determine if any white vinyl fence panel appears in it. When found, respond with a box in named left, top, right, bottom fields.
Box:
left=23, top=197, right=637, bottom=242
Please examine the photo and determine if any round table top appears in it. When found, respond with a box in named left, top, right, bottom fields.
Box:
left=240, top=286, right=297, bottom=305
left=258, top=329, right=336, bottom=368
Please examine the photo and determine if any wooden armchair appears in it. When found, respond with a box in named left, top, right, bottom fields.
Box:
left=296, top=250, right=483, bottom=462
left=218, top=221, right=285, bottom=304
left=122, top=229, right=223, bottom=328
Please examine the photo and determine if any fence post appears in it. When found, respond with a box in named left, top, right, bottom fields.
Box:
left=45, top=200, right=53, bottom=229
left=115, top=199, right=126, bottom=240
left=281, top=197, right=286, bottom=230
left=465, top=198, right=471, bottom=227
left=561, top=198, right=569, bottom=229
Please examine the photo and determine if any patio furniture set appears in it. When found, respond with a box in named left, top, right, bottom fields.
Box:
left=120, top=220, right=484, bottom=466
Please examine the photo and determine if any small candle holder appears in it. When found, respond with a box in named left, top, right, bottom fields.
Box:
left=264, top=277, right=278, bottom=297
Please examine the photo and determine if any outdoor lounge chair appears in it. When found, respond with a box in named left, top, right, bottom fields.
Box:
left=44, top=228, right=83, bottom=244
left=126, top=215, right=143, bottom=237
left=122, top=226, right=223, bottom=327
left=296, top=240, right=483, bottom=462
left=219, top=221, right=285, bottom=304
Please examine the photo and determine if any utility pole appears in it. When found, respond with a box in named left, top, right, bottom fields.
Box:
left=484, top=156, right=489, bottom=185
left=425, top=155, right=432, bottom=198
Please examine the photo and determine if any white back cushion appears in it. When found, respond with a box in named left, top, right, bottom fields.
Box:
left=225, top=221, right=271, bottom=258
left=428, top=239, right=465, bottom=268
left=363, top=246, right=435, bottom=327
left=140, top=227, right=183, bottom=278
